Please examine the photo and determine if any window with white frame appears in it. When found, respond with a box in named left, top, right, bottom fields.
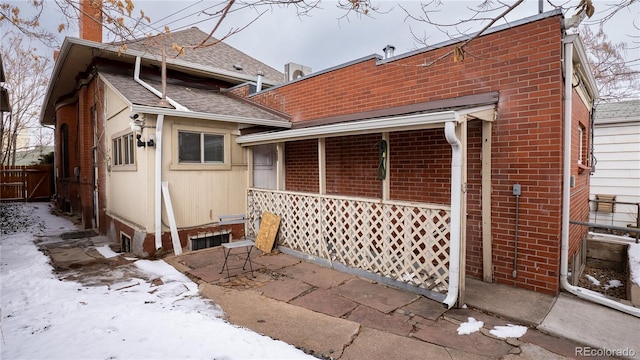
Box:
left=112, top=133, right=135, bottom=166
left=578, top=124, right=586, bottom=166
left=178, top=131, right=224, bottom=164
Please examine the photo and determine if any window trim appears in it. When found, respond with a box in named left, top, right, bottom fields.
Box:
left=171, top=124, right=231, bottom=171
left=111, top=129, right=137, bottom=171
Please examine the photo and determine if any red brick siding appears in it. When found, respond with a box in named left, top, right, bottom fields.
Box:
left=247, top=15, right=587, bottom=294
left=389, top=129, right=451, bottom=204
left=285, top=140, right=319, bottom=193
left=326, top=135, right=381, bottom=198
left=569, top=88, right=592, bottom=257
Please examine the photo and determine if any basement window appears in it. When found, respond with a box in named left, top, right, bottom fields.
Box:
left=190, top=231, right=230, bottom=251
left=120, top=232, right=131, bottom=253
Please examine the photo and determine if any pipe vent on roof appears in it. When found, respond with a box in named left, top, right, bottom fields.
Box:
left=383, top=45, right=395, bottom=59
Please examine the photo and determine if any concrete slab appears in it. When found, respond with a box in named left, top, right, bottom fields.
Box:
left=279, top=261, right=353, bottom=289
left=411, top=319, right=514, bottom=358
left=199, top=283, right=360, bottom=359
left=465, top=278, right=556, bottom=326
left=502, top=343, right=569, bottom=360
left=179, top=248, right=224, bottom=269
left=346, top=305, right=413, bottom=336
left=47, top=247, right=101, bottom=268
left=256, top=278, right=313, bottom=302
left=446, top=348, right=496, bottom=360
left=341, top=327, right=452, bottom=360
left=401, top=296, right=448, bottom=320
left=539, top=293, right=640, bottom=359
left=333, top=278, right=420, bottom=314
left=520, top=328, right=586, bottom=359
left=290, top=288, right=358, bottom=317
left=252, top=253, right=301, bottom=271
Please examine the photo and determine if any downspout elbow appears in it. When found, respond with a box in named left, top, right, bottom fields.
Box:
left=443, top=121, right=462, bottom=308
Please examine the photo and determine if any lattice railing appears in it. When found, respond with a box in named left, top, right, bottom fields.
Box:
left=247, top=189, right=451, bottom=293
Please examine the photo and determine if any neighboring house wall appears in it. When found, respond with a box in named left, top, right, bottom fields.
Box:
left=590, top=101, right=640, bottom=230
left=245, top=14, right=592, bottom=294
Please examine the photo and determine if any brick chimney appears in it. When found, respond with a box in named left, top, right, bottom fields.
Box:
left=79, top=0, right=103, bottom=42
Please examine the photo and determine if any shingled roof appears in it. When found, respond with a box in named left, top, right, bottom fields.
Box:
left=595, top=100, right=640, bottom=124
left=122, top=27, right=283, bottom=84
left=100, top=68, right=288, bottom=124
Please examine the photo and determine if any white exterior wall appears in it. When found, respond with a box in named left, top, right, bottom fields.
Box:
left=160, top=117, right=248, bottom=230
left=590, top=114, right=640, bottom=229
left=104, top=85, right=150, bottom=229
left=104, top=85, right=249, bottom=234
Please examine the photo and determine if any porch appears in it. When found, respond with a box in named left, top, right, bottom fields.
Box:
left=246, top=188, right=452, bottom=300
left=236, top=101, right=498, bottom=305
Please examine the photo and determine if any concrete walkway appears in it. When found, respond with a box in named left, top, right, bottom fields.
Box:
left=42, top=234, right=639, bottom=360
left=163, top=247, right=640, bottom=359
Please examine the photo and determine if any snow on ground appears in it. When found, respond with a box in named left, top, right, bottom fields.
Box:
left=630, top=243, right=640, bottom=286
left=456, top=317, right=484, bottom=335
left=603, top=279, right=623, bottom=290
left=0, top=203, right=314, bottom=360
left=585, top=274, right=601, bottom=286
left=489, top=324, right=528, bottom=339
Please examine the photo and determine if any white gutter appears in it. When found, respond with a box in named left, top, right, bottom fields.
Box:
left=133, top=57, right=189, bottom=111
left=237, top=111, right=458, bottom=146
left=154, top=114, right=164, bottom=250
left=443, top=120, right=462, bottom=308
left=130, top=104, right=291, bottom=129
left=561, top=40, right=640, bottom=317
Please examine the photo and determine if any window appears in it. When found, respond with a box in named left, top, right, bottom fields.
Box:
left=60, top=124, right=70, bottom=178
left=578, top=125, right=584, bottom=165
left=178, top=131, right=224, bottom=164
left=112, top=133, right=135, bottom=167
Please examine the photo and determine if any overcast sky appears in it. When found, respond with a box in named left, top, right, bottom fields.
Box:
left=3, top=0, right=639, bottom=75
left=128, top=0, right=640, bottom=74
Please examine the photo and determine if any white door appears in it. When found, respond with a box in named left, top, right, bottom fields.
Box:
left=253, top=144, right=277, bottom=190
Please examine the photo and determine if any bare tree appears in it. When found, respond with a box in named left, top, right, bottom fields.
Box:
left=0, top=32, right=51, bottom=165
left=580, top=26, right=639, bottom=102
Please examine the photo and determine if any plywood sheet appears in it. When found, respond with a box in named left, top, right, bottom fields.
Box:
left=255, top=212, right=281, bottom=253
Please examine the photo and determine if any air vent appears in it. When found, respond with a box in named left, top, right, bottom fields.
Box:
left=190, top=231, right=231, bottom=251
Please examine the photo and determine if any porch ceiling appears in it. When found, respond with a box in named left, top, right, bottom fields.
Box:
left=236, top=105, right=495, bottom=146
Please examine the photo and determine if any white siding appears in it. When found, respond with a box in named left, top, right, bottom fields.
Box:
left=590, top=116, right=640, bottom=229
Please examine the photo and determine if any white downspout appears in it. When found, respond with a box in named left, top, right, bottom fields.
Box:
left=561, top=40, right=640, bottom=317
left=154, top=114, right=164, bottom=250
left=443, top=121, right=462, bottom=308
left=133, top=57, right=189, bottom=112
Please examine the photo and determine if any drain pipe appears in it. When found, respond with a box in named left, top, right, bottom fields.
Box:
left=133, top=57, right=188, bottom=111
left=561, top=39, right=640, bottom=317
left=154, top=114, right=164, bottom=250
left=443, top=121, right=462, bottom=308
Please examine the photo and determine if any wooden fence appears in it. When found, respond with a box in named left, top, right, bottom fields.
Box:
left=0, top=165, right=53, bottom=202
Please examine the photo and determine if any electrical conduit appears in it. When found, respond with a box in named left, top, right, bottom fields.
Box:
left=443, top=121, right=462, bottom=308
left=561, top=40, right=640, bottom=317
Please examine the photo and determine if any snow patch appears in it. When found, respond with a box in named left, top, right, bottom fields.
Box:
left=489, top=324, right=528, bottom=339
left=457, top=317, right=484, bottom=335
left=629, top=243, right=640, bottom=286
left=95, top=245, right=119, bottom=259
left=585, top=274, right=601, bottom=286
left=603, top=279, right=623, bottom=290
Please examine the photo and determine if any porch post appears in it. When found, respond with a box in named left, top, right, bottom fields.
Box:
left=247, top=146, right=254, bottom=188
left=382, top=132, right=390, bottom=200
left=318, top=138, right=326, bottom=195
left=276, top=142, right=284, bottom=191
left=482, top=121, right=493, bottom=283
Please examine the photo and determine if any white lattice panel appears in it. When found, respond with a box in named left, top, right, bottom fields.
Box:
left=248, top=189, right=452, bottom=293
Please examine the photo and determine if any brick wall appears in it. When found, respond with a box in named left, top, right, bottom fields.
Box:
left=326, top=134, right=381, bottom=198
left=243, top=15, right=590, bottom=294
left=284, top=140, right=319, bottom=193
